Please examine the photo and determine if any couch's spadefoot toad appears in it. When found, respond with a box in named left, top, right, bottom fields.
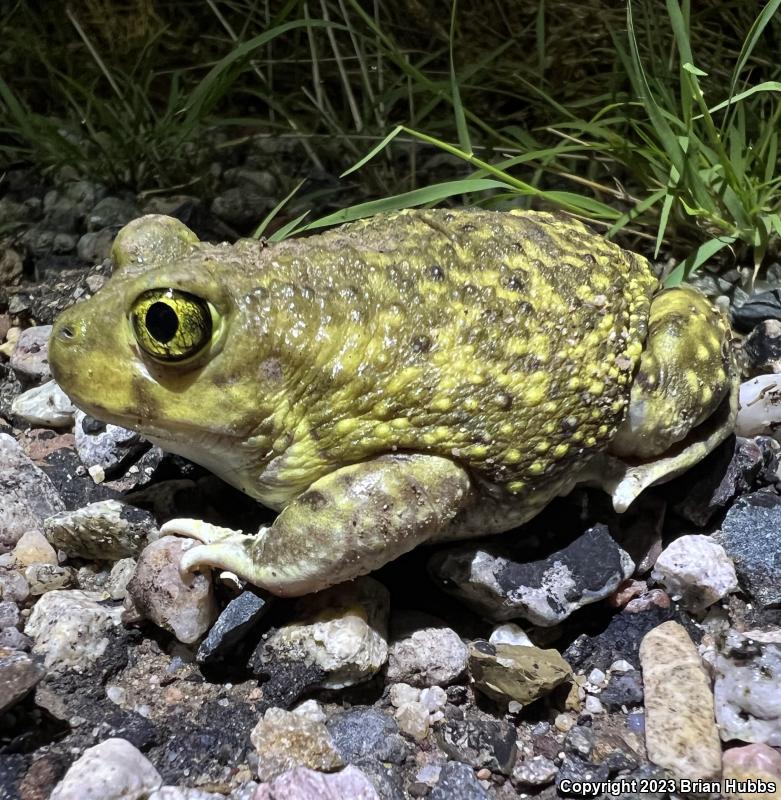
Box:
left=50, top=209, right=737, bottom=595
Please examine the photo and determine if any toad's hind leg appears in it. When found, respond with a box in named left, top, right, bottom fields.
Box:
left=604, top=286, right=737, bottom=511
left=165, top=454, right=473, bottom=597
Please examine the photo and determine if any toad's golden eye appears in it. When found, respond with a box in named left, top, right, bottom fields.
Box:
left=130, top=289, right=213, bottom=362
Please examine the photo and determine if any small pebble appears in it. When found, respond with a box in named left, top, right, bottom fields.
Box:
left=389, top=682, right=421, bottom=708
left=584, top=695, right=603, bottom=714
left=396, top=701, right=430, bottom=741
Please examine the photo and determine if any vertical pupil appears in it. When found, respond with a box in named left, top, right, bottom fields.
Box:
left=146, top=302, right=179, bottom=343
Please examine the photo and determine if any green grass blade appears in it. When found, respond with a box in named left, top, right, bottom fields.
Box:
left=655, top=192, right=675, bottom=258
left=340, top=126, right=404, bottom=177
left=267, top=211, right=311, bottom=243
left=184, top=20, right=342, bottom=128
left=288, top=178, right=511, bottom=235
left=252, top=179, right=306, bottom=239
left=664, top=235, right=737, bottom=286
left=705, top=82, right=781, bottom=115
left=725, top=0, right=781, bottom=112
left=449, top=0, right=472, bottom=156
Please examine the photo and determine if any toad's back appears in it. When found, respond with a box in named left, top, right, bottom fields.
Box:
left=248, top=208, right=658, bottom=496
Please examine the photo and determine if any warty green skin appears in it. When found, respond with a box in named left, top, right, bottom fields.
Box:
left=49, top=209, right=737, bottom=595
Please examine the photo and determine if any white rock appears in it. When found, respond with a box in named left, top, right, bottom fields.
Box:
left=737, top=375, right=781, bottom=438
left=292, top=699, right=327, bottom=724
left=419, top=685, right=447, bottom=712
left=259, top=577, right=389, bottom=690
left=588, top=668, right=606, bottom=686
left=11, top=380, right=76, bottom=428
left=13, top=529, right=58, bottom=567
left=651, top=535, right=738, bottom=612
left=386, top=617, right=468, bottom=687
left=584, top=695, right=604, bottom=714
left=489, top=623, right=533, bottom=648
left=395, top=701, right=430, bottom=740
left=609, top=660, right=634, bottom=673
left=49, top=738, right=162, bottom=800
left=389, top=682, right=421, bottom=708
left=713, top=631, right=781, bottom=746
left=25, top=589, right=123, bottom=670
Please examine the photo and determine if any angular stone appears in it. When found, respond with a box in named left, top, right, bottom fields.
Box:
left=435, top=715, right=517, bottom=775
left=671, top=437, right=768, bottom=526
left=468, top=640, right=571, bottom=706
left=253, top=765, right=379, bottom=800
left=564, top=603, right=673, bottom=672
left=429, top=760, right=490, bottom=800
left=713, top=632, right=781, bottom=746
left=429, top=523, right=633, bottom=625
left=196, top=590, right=272, bottom=665
left=0, top=646, right=46, bottom=713
left=251, top=707, right=343, bottom=782
left=49, top=738, right=162, bottom=800
left=326, top=707, right=409, bottom=766
left=639, top=621, right=721, bottom=780
left=74, top=411, right=148, bottom=477
left=599, top=671, right=644, bottom=711
left=127, top=537, right=217, bottom=644
left=45, top=499, right=158, bottom=561
left=11, top=380, right=76, bottom=428
left=714, top=490, right=781, bottom=609
left=252, top=577, right=389, bottom=692
left=25, top=563, right=74, bottom=595
left=651, top=535, right=738, bottom=612
left=25, top=589, right=123, bottom=671
left=394, top=701, right=429, bottom=741
left=0, top=433, right=65, bottom=551
left=13, top=529, right=58, bottom=567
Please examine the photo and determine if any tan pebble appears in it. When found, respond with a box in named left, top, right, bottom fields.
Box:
left=639, top=621, right=721, bottom=780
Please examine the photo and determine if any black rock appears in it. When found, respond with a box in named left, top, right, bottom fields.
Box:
left=556, top=756, right=609, bottom=795
left=436, top=716, right=518, bottom=775
left=430, top=761, right=490, bottom=800
left=599, top=671, right=644, bottom=711
left=196, top=590, right=273, bottom=666
left=247, top=647, right=327, bottom=710
left=732, top=288, right=781, bottom=332
left=326, top=707, right=410, bottom=766
left=745, top=320, right=781, bottom=374
left=564, top=725, right=594, bottom=759
left=714, top=490, right=781, bottom=609
left=429, top=524, right=634, bottom=626
left=563, top=604, right=674, bottom=672
left=671, top=436, right=767, bottom=526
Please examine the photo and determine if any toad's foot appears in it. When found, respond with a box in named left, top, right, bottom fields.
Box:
left=162, top=454, right=473, bottom=596
left=161, top=519, right=270, bottom=584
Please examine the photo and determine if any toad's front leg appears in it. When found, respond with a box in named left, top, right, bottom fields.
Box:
left=162, top=453, right=473, bottom=596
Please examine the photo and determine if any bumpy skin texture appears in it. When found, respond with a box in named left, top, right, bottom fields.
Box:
left=49, top=209, right=736, bottom=595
